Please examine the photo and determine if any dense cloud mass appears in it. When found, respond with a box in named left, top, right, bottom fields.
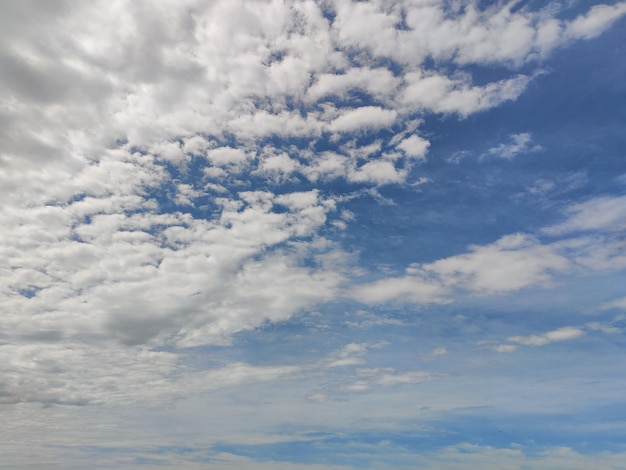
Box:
left=2, top=1, right=626, bottom=468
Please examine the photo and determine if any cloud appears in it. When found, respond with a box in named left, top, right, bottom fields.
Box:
left=331, top=0, right=626, bottom=66
left=354, top=233, right=571, bottom=304
left=429, top=347, right=447, bottom=357
left=1, top=181, right=344, bottom=348
left=508, top=326, right=585, bottom=347
left=484, top=132, right=543, bottom=159
left=396, top=134, right=430, bottom=159
left=306, top=67, right=400, bottom=103
left=493, top=319, right=625, bottom=352
left=565, top=3, right=626, bottom=40
left=339, top=368, right=434, bottom=393
left=424, top=233, right=570, bottom=294
left=598, top=296, right=626, bottom=311
left=256, top=150, right=301, bottom=181
left=352, top=275, right=451, bottom=305
left=0, top=342, right=180, bottom=406
left=353, top=189, right=626, bottom=306
left=399, top=71, right=532, bottom=116
left=328, top=106, right=397, bottom=133
left=424, top=444, right=626, bottom=470
left=348, top=160, right=406, bottom=185
left=543, top=195, right=626, bottom=235
left=1, top=2, right=625, bottom=466
left=493, top=344, right=518, bottom=353
left=322, top=342, right=379, bottom=369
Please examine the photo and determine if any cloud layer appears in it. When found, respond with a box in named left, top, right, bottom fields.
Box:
left=2, top=1, right=626, bottom=468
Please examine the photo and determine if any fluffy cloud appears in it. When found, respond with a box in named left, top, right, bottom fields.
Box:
left=564, top=3, right=626, bottom=40
left=4, top=0, right=622, bottom=204
left=396, top=134, right=430, bottom=159
left=354, top=233, right=571, bottom=304
left=1, top=3, right=625, bottom=466
left=1, top=181, right=343, bottom=348
left=543, top=195, right=626, bottom=235
left=399, top=71, right=532, bottom=116
left=328, top=106, right=397, bottom=133
left=354, top=191, right=626, bottom=305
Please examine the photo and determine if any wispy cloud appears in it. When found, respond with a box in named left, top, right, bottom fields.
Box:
left=483, top=132, right=543, bottom=160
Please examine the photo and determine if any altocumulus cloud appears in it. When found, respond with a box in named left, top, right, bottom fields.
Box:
left=2, top=1, right=626, bottom=469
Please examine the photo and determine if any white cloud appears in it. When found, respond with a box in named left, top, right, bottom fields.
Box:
left=339, top=368, right=434, bottom=393
left=354, top=189, right=626, bottom=305
left=323, top=342, right=372, bottom=368
left=0, top=182, right=344, bottom=349
left=0, top=342, right=180, bottom=406
left=400, top=71, right=532, bottom=116
left=585, top=321, right=622, bottom=334
left=493, top=344, right=518, bottom=353
left=565, top=3, right=626, bottom=40
left=352, top=274, right=451, bottom=305
left=429, top=347, right=447, bottom=357
left=331, top=0, right=626, bottom=67
left=426, top=233, right=571, bottom=294
left=543, top=195, right=626, bottom=235
left=206, top=147, right=250, bottom=168
left=348, top=160, right=406, bottom=185
left=306, top=67, right=400, bottom=102
left=302, top=151, right=351, bottom=182
left=396, top=134, right=430, bottom=159
left=175, top=183, right=202, bottom=206
left=484, top=132, right=543, bottom=159
left=328, top=106, right=397, bottom=133
left=508, top=326, right=585, bottom=347
left=598, top=295, right=626, bottom=311
left=1, top=2, right=625, bottom=464
left=256, top=150, right=301, bottom=180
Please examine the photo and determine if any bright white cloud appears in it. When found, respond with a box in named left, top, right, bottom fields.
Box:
left=354, top=189, right=626, bottom=305
left=348, top=160, right=406, bottom=185
left=328, top=106, right=397, bottom=133
left=400, top=71, right=532, bottom=116
left=565, top=3, right=626, bottom=40
left=306, top=67, right=400, bottom=102
left=396, top=134, right=430, bottom=159
left=355, top=233, right=572, bottom=304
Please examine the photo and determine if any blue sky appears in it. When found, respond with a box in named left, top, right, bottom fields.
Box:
left=1, top=1, right=626, bottom=468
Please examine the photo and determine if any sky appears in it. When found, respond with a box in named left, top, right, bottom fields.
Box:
left=1, top=0, right=626, bottom=468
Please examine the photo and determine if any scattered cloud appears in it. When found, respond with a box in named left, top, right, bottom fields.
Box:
left=508, top=326, right=585, bottom=347
left=429, top=347, right=447, bottom=357
left=484, top=132, right=543, bottom=160
left=2, top=0, right=625, bottom=467
left=396, top=134, right=430, bottom=159
left=543, top=195, right=626, bottom=235
left=597, top=296, right=626, bottom=311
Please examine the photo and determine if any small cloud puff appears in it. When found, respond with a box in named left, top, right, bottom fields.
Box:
left=396, top=134, right=430, bottom=159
